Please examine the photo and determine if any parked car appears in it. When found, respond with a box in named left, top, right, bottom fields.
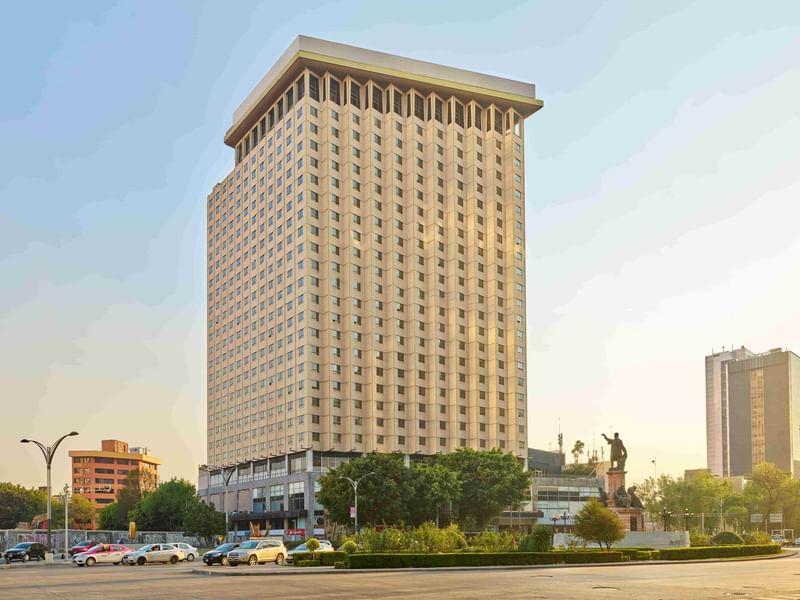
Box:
left=122, top=543, right=185, bottom=566
left=794, top=537, right=800, bottom=546
left=226, top=539, right=287, bottom=566
left=68, top=540, right=96, bottom=557
left=771, top=535, right=785, bottom=545
left=3, top=542, right=47, bottom=562
left=287, top=540, right=334, bottom=563
left=202, top=542, right=239, bottom=566
left=73, top=544, right=131, bottom=567
left=171, top=542, right=199, bottom=562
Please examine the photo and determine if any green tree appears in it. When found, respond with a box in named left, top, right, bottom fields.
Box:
left=129, top=478, right=197, bottom=531
left=743, top=462, right=800, bottom=531
left=317, top=453, right=410, bottom=527
left=573, top=497, right=625, bottom=550
left=70, top=494, right=95, bottom=529
left=0, top=483, right=46, bottom=528
left=184, top=499, right=226, bottom=546
left=437, top=448, right=532, bottom=530
left=571, top=440, right=585, bottom=464
left=98, top=502, right=121, bottom=530
left=405, top=462, right=461, bottom=526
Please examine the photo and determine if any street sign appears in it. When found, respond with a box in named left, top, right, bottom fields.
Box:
left=769, top=513, right=783, bottom=522
left=350, top=506, right=356, bottom=518
left=750, top=514, right=763, bottom=523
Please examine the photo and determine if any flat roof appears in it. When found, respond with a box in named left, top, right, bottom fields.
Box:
left=225, top=35, right=542, bottom=148
left=69, top=450, right=161, bottom=465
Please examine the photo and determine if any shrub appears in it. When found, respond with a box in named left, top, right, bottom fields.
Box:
left=346, top=551, right=623, bottom=569
left=519, top=525, right=551, bottom=552
left=291, top=552, right=312, bottom=565
left=296, top=559, right=321, bottom=567
left=334, top=561, right=346, bottom=569
left=339, top=540, right=358, bottom=554
left=711, top=531, right=744, bottom=546
left=352, top=523, right=466, bottom=554
left=468, top=530, right=517, bottom=552
left=319, top=551, right=347, bottom=566
left=658, top=544, right=779, bottom=560
left=690, top=529, right=711, bottom=547
left=743, top=530, right=772, bottom=545
left=305, top=537, right=321, bottom=553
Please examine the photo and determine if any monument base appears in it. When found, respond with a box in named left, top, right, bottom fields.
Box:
left=605, top=470, right=627, bottom=505
left=611, top=507, right=645, bottom=532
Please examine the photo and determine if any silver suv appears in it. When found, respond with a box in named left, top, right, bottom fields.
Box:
left=226, top=539, right=287, bottom=566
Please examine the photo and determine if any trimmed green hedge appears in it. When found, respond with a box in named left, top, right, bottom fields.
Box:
left=658, top=544, right=780, bottom=560
left=296, top=559, right=320, bottom=567
left=319, top=552, right=347, bottom=566
left=292, top=551, right=347, bottom=566
left=346, top=551, right=623, bottom=569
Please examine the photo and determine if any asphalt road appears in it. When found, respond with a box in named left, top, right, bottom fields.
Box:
left=2, top=555, right=800, bottom=599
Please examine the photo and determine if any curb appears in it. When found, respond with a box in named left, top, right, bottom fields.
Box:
left=0, top=560, right=74, bottom=570
left=189, top=549, right=795, bottom=577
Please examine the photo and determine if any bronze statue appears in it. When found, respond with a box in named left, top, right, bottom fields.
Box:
left=602, top=432, right=628, bottom=471
left=627, top=486, right=644, bottom=509
left=614, top=485, right=629, bottom=508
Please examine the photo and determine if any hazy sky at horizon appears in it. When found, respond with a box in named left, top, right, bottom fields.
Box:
left=1, top=0, right=799, bottom=491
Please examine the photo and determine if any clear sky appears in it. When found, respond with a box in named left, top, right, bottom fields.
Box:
left=1, top=0, right=799, bottom=491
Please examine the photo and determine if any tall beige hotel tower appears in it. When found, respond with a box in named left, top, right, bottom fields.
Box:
left=200, top=36, right=542, bottom=538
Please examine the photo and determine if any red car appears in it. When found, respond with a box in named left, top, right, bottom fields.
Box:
left=69, top=540, right=96, bottom=557
left=72, top=543, right=132, bottom=566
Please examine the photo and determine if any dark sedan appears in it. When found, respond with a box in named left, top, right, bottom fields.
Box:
left=202, top=542, right=239, bottom=566
left=4, top=542, right=47, bottom=562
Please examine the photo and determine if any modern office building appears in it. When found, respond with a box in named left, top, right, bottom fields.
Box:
left=705, top=347, right=800, bottom=477
left=706, top=346, right=755, bottom=476
left=69, top=440, right=160, bottom=528
left=200, top=35, right=542, bottom=538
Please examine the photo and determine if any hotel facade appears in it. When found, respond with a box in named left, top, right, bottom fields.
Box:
left=200, top=36, right=542, bottom=538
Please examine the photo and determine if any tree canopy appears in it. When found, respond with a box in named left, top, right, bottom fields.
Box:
left=0, top=483, right=46, bottom=528
left=318, top=449, right=529, bottom=530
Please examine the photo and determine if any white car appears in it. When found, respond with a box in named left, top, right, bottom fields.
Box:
left=122, top=543, right=185, bottom=565
left=171, top=542, right=199, bottom=562
left=73, top=544, right=131, bottom=566
left=287, top=540, right=334, bottom=563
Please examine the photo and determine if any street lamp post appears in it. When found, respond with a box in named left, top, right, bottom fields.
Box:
left=63, top=484, right=70, bottom=560
left=550, top=514, right=560, bottom=533
left=660, top=509, right=672, bottom=532
left=684, top=508, right=691, bottom=532
left=20, top=431, right=79, bottom=552
left=201, top=464, right=237, bottom=543
left=561, top=512, right=570, bottom=533
left=339, top=472, right=375, bottom=533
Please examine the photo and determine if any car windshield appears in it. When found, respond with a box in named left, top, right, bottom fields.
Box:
left=12, top=543, right=32, bottom=549
left=214, top=544, right=234, bottom=552
left=293, top=545, right=307, bottom=552
left=87, top=545, right=105, bottom=553
left=240, top=541, right=258, bottom=549
left=137, top=545, right=152, bottom=552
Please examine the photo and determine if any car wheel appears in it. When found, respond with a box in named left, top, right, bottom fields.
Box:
left=221, top=557, right=229, bottom=566
left=275, top=553, right=285, bottom=565
left=170, top=555, right=178, bottom=565
left=187, top=553, right=195, bottom=562
left=22, top=554, right=29, bottom=562
left=248, top=554, right=258, bottom=566
left=113, top=562, right=120, bottom=566
left=86, top=557, right=96, bottom=567
left=137, top=557, right=146, bottom=566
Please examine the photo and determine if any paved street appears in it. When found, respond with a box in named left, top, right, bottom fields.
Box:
left=2, top=555, right=800, bottom=599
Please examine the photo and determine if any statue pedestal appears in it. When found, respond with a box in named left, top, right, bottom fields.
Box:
left=605, top=470, right=627, bottom=506
left=605, top=470, right=644, bottom=533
